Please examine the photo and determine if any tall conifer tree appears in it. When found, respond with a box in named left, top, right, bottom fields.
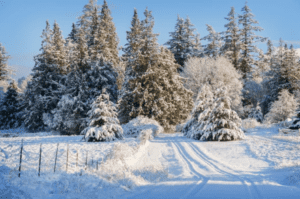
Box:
left=222, top=7, right=240, bottom=70
left=0, top=43, right=10, bottom=82
left=238, top=2, right=266, bottom=79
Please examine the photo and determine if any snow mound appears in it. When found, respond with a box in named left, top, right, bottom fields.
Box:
left=98, top=139, right=168, bottom=189
left=122, top=116, right=164, bottom=139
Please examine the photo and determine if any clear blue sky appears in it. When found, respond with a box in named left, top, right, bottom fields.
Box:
left=1, top=0, right=300, bottom=80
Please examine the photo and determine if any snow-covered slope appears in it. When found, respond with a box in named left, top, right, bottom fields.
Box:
left=0, top=125, right=300, bottom=198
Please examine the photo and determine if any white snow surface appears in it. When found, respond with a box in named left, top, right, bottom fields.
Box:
left=0, top=124, right=300, bottom=198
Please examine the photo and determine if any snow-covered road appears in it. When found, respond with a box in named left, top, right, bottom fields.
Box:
left=126, top=133, right=300, bottom=199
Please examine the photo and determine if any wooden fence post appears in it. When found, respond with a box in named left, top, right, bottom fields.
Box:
left=54, top=143, right=59, bottom=173
left=38, top=144, right=42, bottom=177
left=66, top=144, right=69, bottom=172
left=18, top=139, right=23, bottom=177
left=92, top=157, right=93, bottom=170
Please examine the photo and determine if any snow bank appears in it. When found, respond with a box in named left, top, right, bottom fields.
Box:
left=122, top=116, right=164, bottom=139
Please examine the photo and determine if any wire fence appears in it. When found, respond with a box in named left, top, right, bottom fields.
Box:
left=5, top=139, right=104, bottom=178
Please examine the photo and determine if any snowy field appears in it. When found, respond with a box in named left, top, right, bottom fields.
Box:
left=1, top=125, right=300, bottom=199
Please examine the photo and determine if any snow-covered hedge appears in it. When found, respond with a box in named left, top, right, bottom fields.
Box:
left=122, top=116, right=164, bottom=139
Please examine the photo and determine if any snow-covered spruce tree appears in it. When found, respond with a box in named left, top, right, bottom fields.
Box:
left=97, top=0, right=119, bottom=67
left=43, top=69, right=91, bottom=135
left=52, top=21, right=67, bottom=74
left=0, top=81, right=22, bottom=129
left=201, top=88, right=244, bottom=141
left=67, top=23, right=78, bottom=43
left=120, top=8, right=143, bottom=94
left=264, top=89, right=298, bottom=124
left=81, top=90, right=123, bottom=142
left=238, top=2, right=266, bottom=79
left=165, top=16, right=199, bottom=70
left=122, top=8, right=143, bottom=63
left=23, top=21, right=64, bottom=131
left=85, top=58, right=118, bottom=103
left=221, top=6, right=240, bottom=70
left=74, top=27, right=91, bottom=73
left=202, top=24, right=223, bottom=58
left=88, top=7, right=101, bottom=63
left=183, top=17, right=198, bottom=60
left=165, top=15, right=186, bottom=67
left=77, top=0, right=99, bottom=41
left=128, top=47, right=194, bottom=129
left=286, top=45, right=300, bottom=92
left=182, top=84, right=214, bottom=138
left=118, top=8, right=159, bottom=124
left=247, top=103, right=263, bottom=122
left=181, top=56, right=243, bottom=112
left=0, top=43, right=10, bottom=82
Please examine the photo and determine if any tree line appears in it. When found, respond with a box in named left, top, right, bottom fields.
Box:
left=0, top=0, right=299, bottom=136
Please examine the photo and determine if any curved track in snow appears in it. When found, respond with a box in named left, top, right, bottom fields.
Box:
left=126, top=133, right=300, bottom=199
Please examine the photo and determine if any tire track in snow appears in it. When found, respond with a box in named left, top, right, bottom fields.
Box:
left=188, top=142, right=263, bottom=199
left=171, top=141, right=210, bottom=198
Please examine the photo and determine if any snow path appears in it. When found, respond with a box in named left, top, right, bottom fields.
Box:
left=126, top=133, right=300, bottom=199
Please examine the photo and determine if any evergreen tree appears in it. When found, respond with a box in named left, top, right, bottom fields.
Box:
left=121, top=8, right=143, bottom=96
left=88, top=7, right=101, bottom=63
left=238, top=2, right=266, bottom=79
left=122, top=8, right=143, bottom=63
left=202, top=24, right=222, bottom=58
left=222, top=7, right=240, bottom=70
left=98, top=0, right=119, bottom=66
left=77, top=0, right=99, bottom=41
left=43, top=70, right=91, bottom=135
left=85, top=58, right=118, bottom=103
left=81, top=90, right=123, bottom=142
left=265, top=89, right=298, bottom=123
left=165, top=15, right=186, bottom=67
left=183, top=17, right=197, bottom=60
left=165, top=15, right=198, bottom=70
left=74, top=27, right=91, bottom=73
left=182, top=84, right=214, bottom=138
left=247, top=103, right=263, bottom=122
left=52, top=21, right=67, bottom=74
left=193, top=33, right=203, bottom=58
left=201, top=88, right=244, bottom=141
left=118, top=8, right=160, bottom=124
left=67, top=23, right=78, bottom=42
left=23, top=21, right=63, bottom=131
left=138, top=8, right=159, bottom=71
left=183, top=87, right=245, bottom=141
left=286, top=44, right=300, bottom=92
left=0, top=81, right=22, bottom=129
left=127, top=47, right=194, bottom=128
left=0, top=43, right=10, bottom=81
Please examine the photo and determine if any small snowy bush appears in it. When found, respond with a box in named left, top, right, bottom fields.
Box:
left=242, top=118, right=260, bottom=130
left=122, top=116, right=164, bottom=138
left=81, top=91, right=123, bottom=142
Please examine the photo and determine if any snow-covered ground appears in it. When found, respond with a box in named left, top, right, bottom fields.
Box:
left=1, top=125, right=300, bottom=198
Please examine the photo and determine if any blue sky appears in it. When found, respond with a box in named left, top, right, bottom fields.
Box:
left=1, top=0, right=300, bottom=80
